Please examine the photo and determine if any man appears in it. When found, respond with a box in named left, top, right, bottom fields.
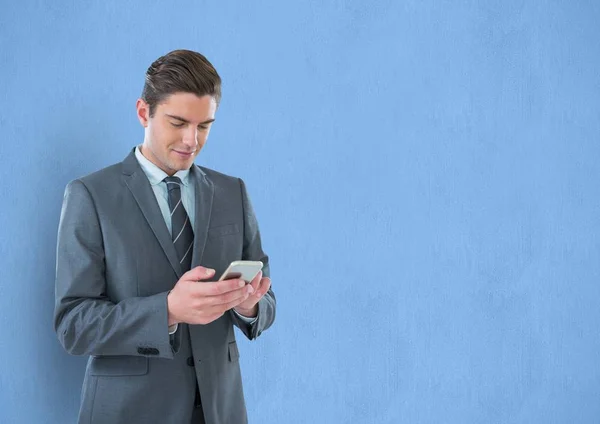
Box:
left=54, top=49, right=276, bottom=424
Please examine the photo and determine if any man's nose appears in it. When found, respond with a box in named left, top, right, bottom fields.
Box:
left=182, top=128, right=198, bottom=148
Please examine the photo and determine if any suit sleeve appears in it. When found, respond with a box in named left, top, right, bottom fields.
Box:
left=229, top=178, right=276, bottom=340
left=54, top=180, right=177, bottom=359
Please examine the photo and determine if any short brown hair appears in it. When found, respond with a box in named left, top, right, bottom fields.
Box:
left=141, top=49, right=222, bottom=117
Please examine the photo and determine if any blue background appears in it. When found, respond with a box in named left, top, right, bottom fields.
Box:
left=1, top=1, right=600, bottom=423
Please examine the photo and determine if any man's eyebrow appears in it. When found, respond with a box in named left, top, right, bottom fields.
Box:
left=165, top=114, right=215, bottom=125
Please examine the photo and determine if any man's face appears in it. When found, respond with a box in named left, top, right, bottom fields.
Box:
left=136, top=92, right=217, bottom=175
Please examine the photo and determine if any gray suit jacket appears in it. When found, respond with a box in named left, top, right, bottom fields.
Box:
left=54, top=149, right=276, bottom=424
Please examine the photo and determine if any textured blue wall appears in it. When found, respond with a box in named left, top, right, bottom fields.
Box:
left=1, top=1, right=599, bottom=423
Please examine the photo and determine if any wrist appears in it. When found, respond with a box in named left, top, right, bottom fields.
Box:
left=235, top=304, right=258, bottom=318
left=167, top=291, right=179, bottom=326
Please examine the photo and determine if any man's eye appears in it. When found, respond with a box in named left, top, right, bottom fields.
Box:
left=198, top=125, right=209, bottom=130
left=171, top=122, right=185, bottom=128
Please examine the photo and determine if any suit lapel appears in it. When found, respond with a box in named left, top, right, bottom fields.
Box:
left=190, top=165, right=214, bottom=268
left=121, top=150, right=183, bottom=278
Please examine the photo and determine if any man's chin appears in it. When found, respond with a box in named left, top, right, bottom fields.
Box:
left=169, top=159, right=194, bottom=172
left=170, top=151, right=197, bottom=167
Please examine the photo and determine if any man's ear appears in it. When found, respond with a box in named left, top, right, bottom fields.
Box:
left=136, top=99, right=150, bottom=127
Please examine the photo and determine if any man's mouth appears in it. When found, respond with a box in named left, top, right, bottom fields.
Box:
left=173, top=150, right=195, bottom=157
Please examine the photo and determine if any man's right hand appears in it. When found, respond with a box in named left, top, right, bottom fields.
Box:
left=167, top=266, right=254, bottom=326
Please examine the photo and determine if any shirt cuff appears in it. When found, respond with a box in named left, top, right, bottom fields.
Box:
left=168, top=324, right=178, bottom=335
left=233, top=309, right=258, bottom=324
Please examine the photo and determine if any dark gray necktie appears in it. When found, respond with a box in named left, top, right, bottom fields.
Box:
left=164, top=176, right=194, bottom=272
left=165, top=177, right=202, bottom=411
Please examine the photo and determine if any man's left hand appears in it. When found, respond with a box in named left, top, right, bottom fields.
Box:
left=233, top=271, right=271, bottom=318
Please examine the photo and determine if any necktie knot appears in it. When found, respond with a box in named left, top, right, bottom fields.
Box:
left=164, top=176, right=183, bottom=193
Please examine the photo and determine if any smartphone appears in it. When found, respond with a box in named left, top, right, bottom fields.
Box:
left=218, top=260, right=263, bottom=284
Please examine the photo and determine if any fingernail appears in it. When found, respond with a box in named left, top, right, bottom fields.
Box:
left=206, top=268, right=213, bottom=275
left=247, top=285, right=254, bottom=293
left=238, top=280, right=245, bottom=287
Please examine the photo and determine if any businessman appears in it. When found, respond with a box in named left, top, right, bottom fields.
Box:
left=54, top=49, right=276, bottom=424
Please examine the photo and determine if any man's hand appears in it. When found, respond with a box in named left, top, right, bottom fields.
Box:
left=233, top=271, right=272, bottom=318
left=167, top=266, right=255, bottom=326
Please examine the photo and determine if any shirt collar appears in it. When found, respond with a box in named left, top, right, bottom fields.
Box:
left=135, top=145, right=191, bottom=187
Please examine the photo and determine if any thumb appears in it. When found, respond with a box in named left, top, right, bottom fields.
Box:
left=184, top=266, right=216, bottom=282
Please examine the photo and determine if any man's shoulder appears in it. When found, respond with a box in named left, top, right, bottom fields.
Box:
left=60, top=160, right=126, bottom=205
left=74, top=161, right=124, bottom=188
left=196, top=165, right=250, bottom=201
left=197, top=165, right=241, bottom=185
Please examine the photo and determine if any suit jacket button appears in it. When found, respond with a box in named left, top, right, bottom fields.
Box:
left=187, top=357, right=194, bottom=366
